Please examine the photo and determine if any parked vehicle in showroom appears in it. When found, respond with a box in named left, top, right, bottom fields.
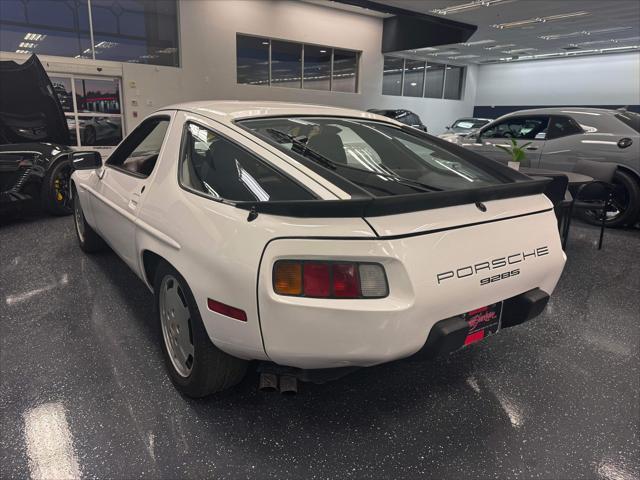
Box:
left=457, top=108, right=640, bottom=227
left=367, top=108, right=428, bottom=131
left=0, top=55, right=73, bottom=216
left=71, top=101, right=566, bottom=396
left=439, top=117, right=492, bottom=142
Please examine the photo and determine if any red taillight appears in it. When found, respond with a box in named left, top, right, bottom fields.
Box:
left=303, top=262, right=331, bottom=297
left=207, top=298, right=247, bottom=322
left=332, top=263, right=359, bottom=298
left=273, top=260, right=388, bottom=299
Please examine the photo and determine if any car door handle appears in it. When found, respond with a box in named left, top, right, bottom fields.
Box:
left=526, top=146, right=538, bottom=151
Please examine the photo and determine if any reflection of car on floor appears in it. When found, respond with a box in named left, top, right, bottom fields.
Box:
left=457, top=108, right=640, bottom=227
left=71, top=101, right=566, bottom=396
left=439, top=117, right=492, bottom=142
left=367, top=109, right=428, bottom=131
left=0, top=55, right=74, bottom=216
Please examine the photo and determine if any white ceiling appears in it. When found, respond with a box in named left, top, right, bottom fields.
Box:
left=332, top=0, right=640, bottom=64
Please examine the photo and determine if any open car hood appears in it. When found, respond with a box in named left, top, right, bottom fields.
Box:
left=0, top=55, right=70, bottom=145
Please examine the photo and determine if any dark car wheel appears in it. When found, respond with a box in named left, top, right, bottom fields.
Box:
left=41, top=158, right=74, bottom=216
left=154, top=261, right=248, bottom=397
left=72, top=184, right=106, bottom=253
left=579, top=169, right=640, bottom=228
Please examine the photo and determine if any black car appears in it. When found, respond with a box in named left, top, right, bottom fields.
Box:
left=0, top=55, right=74, bottom=216
left=367, top=109, right=428, bottom=132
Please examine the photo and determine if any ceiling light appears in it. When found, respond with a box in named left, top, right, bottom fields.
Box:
left=502, top=48, right=537, bottom=54
left=261, top=41, right=269, bottom=45
left=94, top=41, right=118, bottom=49
left=589, top=27, right=632, bottom=35
left=600, top=45, right=640, bottom=52
left=431, top=0, right=513, bottom=16
left=448, top=54, right=480, bottom=59
left=484, top=43, right=515, bottom=50
left=493, top=11, right=590, bottom=29
left=319, top=49, right=326, bottom=53
left=571, top=39, right=616, bottom=47
left=459, top=39, right=496, bottom=46
left=19, top=42, right=35, bottom=48
left=417, top=47, right=439, bottom=52
left=15, top=49, right=31, bottom=54
left=433, top=50, right=461, bottom=56
left=23, top=33, right=45, bottom=41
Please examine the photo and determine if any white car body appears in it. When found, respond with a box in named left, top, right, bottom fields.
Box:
left=72, top=101, right=566, bottom=374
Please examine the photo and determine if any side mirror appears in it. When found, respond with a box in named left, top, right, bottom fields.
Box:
left=445, top=125, right=451, bottom=130
left=72, top=151, right=102, bottom=170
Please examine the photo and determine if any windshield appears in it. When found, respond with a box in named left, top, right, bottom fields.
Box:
left=239, top=116, right=508, bottom=197
left=451, top=119, right=490, bottom=133
left=615, top=111, right=640, bottom=133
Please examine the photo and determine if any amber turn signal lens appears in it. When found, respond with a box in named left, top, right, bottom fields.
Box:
left=273, top=261, right=303, bottom=295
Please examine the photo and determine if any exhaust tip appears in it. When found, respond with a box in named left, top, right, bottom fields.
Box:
left=258, top=373, right=278, bottom=392
left=279, top=375, right=298, bottom=395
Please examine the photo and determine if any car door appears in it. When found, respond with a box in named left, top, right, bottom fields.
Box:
left=89, top=115, right=172, bottom=269
left=469, top=115, right=549, bottom=166
left=538, top=115, right=587, bottom=171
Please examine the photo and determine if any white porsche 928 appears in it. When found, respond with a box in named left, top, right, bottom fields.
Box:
left=71, top=101, right=566, bottom=396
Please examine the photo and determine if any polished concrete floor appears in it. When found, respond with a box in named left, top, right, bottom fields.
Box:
left=1, top=214, right=638, bottom=479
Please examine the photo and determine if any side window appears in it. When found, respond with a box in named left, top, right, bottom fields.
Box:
left=179, top=123, right=315, bottom=202
left=547, top=116, right=584, bottom=139
left=107, top=117, right=170, bottom=177
left=481, top=116, right=549, bottom=140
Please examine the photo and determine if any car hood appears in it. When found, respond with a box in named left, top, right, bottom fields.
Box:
left=0, top=54, right=70, bottom=145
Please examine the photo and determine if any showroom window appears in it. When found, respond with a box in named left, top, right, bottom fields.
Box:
left=49, top=73, right=124, bottom=147
left=236, top=34, right=360, bottom=93
left=0, top=0, right=179, bottom=67
left=382, top=56, right=464, bottom=100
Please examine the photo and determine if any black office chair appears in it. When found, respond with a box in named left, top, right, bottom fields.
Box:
left=563, top=160, right=617, bottom=250
left=542, top=174, right=571, bottom=243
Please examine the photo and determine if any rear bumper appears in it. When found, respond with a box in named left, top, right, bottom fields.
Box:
left=421, top=288, right=549, bottom=358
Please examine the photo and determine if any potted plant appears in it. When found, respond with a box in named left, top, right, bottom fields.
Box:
left=496, top=138, right=531, bottom=171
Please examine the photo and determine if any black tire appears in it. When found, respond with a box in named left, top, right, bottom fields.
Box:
left=154, top=261, right=248, bottom=397
left=578, top=169, right=640, bottom=228
left=72, top=183, right=106, bottom=253
left=41, top=158, right=73, bottom=216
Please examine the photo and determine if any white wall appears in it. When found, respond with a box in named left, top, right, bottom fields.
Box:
left=475, top=52, right=640, bottom=107
left=0, top=0, right=475, bottom=135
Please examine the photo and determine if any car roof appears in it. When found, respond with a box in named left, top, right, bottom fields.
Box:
left=500, top=107, right=620, bottom=117
left=160, top=100, right=392, bottom=124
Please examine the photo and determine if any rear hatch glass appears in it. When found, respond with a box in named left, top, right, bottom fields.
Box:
left=239, top=116, right=512, bottom=197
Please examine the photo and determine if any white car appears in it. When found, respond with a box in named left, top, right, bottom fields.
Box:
left=71, top=101, right=566, bottom=397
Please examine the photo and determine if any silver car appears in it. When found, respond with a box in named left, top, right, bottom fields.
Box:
left=460, top=108, right=640, bottom=227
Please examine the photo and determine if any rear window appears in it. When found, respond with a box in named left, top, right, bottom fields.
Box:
left=615, top=111, right=640, bottom=133
left=239, top=116, right=508, bottom=196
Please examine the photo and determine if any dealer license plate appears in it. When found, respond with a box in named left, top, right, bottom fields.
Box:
left=462, top=301, right=503, bottom=346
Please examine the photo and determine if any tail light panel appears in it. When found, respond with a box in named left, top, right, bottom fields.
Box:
left=273, top=260, right=389, bottom=299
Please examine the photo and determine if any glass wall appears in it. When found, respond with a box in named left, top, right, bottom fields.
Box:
left=303, top=45, right=331, bottom=91
left=236, top=34, right=360, bottom=93
left=271, top=40, right=302, bottom=88
left=50, top=74, right=124, bottom=147
left=402, top=59, right=425, bottom=98
left=0, top=0, right=179, bottom=67
left=382, top=56, right=464, bottom=100
left=425, top=64, right=446, bottom=98
left=444, top=66, right=464, bottom=100
left=382, top=56, right=403, bottom=96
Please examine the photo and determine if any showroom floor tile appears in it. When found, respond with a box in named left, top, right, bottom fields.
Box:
left=1, top=215, right=638, bottom=479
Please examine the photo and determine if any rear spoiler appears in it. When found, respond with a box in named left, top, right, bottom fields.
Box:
left=235, top=178, right=550, bottom=218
